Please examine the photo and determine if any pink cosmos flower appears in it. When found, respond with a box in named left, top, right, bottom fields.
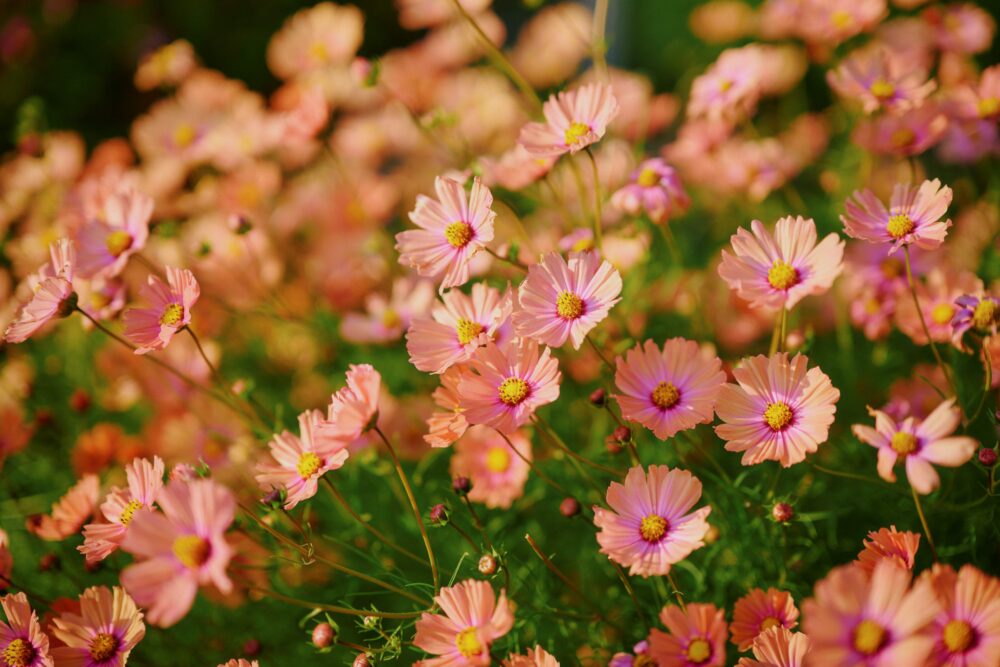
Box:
left=795, top=0, right=888, bottom=46
left=450, top=426, right=531, bottom=509
left=458, top=340, right=561, bottom=434
left=736, top=627, right=810, bottom=667
left=518, top=83, right=619, bottom=158
left=413, top=579, right=514, bottom=667
left=0, top=592, right=52, bottom=667
left=80, top=456, right=165, bottom=563
left=512, top=252, right=622, bottom=350
left=396, top=176, right=496, bottom=289
left=266, top=2, right=364, bottom=79
left=952, top=293, right=1000, bottom=349
left=50, top=586, right=145, bottom=666
left=852, top=104, right=948, bottom=157
left=610, top=158, right=690, bottom=224
left=613, top=339, right=726, bottom=441
left=480, top=145, right=555, bottom=191
left=856, top=526, right=920, bottom=574
left=951, top=64, right=1000, bottom=121
left=927, top=3, right=996, bottom=55
left=75, top=186, right=152, bottom=280
left=687, top=45, right=763, bottom=121
left=26, top=474, right=99, bottom=541
left=718, top=217, right=844, bottom=312
left=715, top=353, right=840, bottom=468
left=730, top=588, right=800, bottom=651
left=218, top=661, right=259, bottom=667
left=76, top=277, right=126, bottom=326
left=841, top=179, right=953, bottom=254
left=502, top=646, right=559, bottom=667
left=323, top=364, right=382, bottom=441
left=802, top=561, right=938, bottom=666
left=341, top=277, right=435, bottom=345
left=120, top=478, right=235, bottom=628
left=895, top=269, right=981, bottom=346
left=921, top=564, right=1000, bottom=667
left=827, top=47, right=935, bottom=114
left=134, top=39, right=197, bottom=90
left=426, top=367, right=471, bottom=448
left=407, top=282, right=513, bottom=374
left=648, top=603, right=728, bottom=667
left=122, top=266, right=200, bottom=355
left=593, top=465, right=712, bottom=577
left=255, top=409, right=350, bottom=509
left=851, top=399, right=978, bottom=494
left=4, top=238, right=77, bottom=344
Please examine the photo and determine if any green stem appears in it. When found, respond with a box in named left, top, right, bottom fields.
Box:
left=533, top=413, right=624, bottom=479
left=485, top=247, right=528, bottom=272
left=911, top=484, right=939, bottom=562
left=585, top=334, right=615, bottom=374
left=251, top=587, right=424, bottom=619
left=969, top=340, right=993, bottom=423
left=584, top=148, right=604, bottom=252
left=494, top=428, right=571, bottom=496
left=903, top=247, right=956, bottom=398
left=666, top=571, right=686, bottom=611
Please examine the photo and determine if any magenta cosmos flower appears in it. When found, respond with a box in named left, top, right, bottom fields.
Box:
left=76, top=186, right=153, bottom=280
left=518, top=83, right=619, bottom=158
left=715, top=353, right=840, bottom=468
left=0, top=592, right=52, bottom=667
left=122, top=266, right=200, bottom=354
left=412, top=579, right=514, bottom=667
left=827, top=46, right=936, bottom=115
left=323, top=364, right=382, bottom=440
left=120, top=478, right=235, bottom=628
left=450, top=426, right=531, bottom=510
left=81, top=456, right=165, bottom=564
left=513, top=251, right=622, bottom=350
left=593, top=465, right=712, bottom=577
left=4, top=238, right=77, bottom=344
left=51, top=586, right=145, bottom=667
left=803, top=561, right=939, bottom=667
left=610, top=158, right=691, bottom=224
left=648, top=603, right=728, bottom=667
left=921, top=564, right=1000, bottom=667
left=458, top=339, right=561, bottom=434
left=841, top=179, right=952, bottom=254
left=736, top=627, right=811, bottom=667
left=730, top=588, right=799, bottom=651
left=856, top=526, right=919, bottom=575
left=256, top=409, right=351, bottom=510
left=718, top=216, right=844, bottom=311
left=852, top=398, right=977, bottom=495
left=613, top=338, right=726, bottom=441
left=396, top=176, right=496, bottom=289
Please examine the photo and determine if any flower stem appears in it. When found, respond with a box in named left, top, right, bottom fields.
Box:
left=448, top=519, right=481, bottom=552
left=666, top=571, right=687, bottom=611
left=493, top=428, right=571, bottom=497
left=485, top=247, right=528, bottom=272
left=533, top=413, right=624, bottom=478
left=585, top=334, right=615, bottom=374
left=460, top=494, right=494, bottom=551
left=251, top=586, right=424, bottom=619
left=969, top=340, right=993, bottom=423
left=524, top=533, right=617, bottom=629
left=903, top=247, right=957, bottom=398
left=584, top=148, right=604, bottom=252
left=910, top=484, right=939, bottom=562
left=592, top=0, right=610, bottom=80
left=769, top=308, right=786, bottom=356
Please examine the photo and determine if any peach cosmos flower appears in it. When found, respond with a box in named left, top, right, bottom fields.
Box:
left=512, top=252, right=622, bottom=350
left=802, top=561, right=938, bottom=667
left=851, top=398, right=977, bottom=495
left=413, top=579, right=514, bottom=667
left=425, top=366, right=471, bottom=448
left=648, top=603, right=728, bottom=667
left=396, top=176, right=496, bottom=290
left=920, top=563, right=1000, bottom=667
left=895, top=268, right=982, bottom=346
left=342, top=277, right=435, bottom=346
left=856, top=525, right=920, bottom=575
left=715, top=353, right=840, bottom=468
left=827, top=46, right=936, bottom=115
left=841, top=179, right=953, bottom=254
left=613, top=338, right=726, bottom=441
left=0, top=592, right=52, bottom=667
left=26, top=474, right=99, bottom=541
left=519, top=83, right=619, bottom=158
left=450, top=426, right=531, bottom=509
left=74, top=185, right=152, bottom=280
left=687, top=45, right=764, bottom=122
left=50, top=586, right=145, bottom=667
left=122, top=266, right=200, bottom=355
left=266, top=2, right=363, bottom=80
left=736, top=626, right=810, bottom=667
left=730, top=588, right=800, bottom=651
left=458, top=339, right=561, bottom=434
left=501, top=646, right=559, bottom=667
left=4, top=238, right=77, bottom=344
left=594, top=465, right=712, bottom=577
left=718, top=216, right=844, bottom=312
left=80, top=456, right=165, bottom=564
left=323, top=364, right=382, bottom=441
left=610, top=158, right=690, bottom=225
left=135, top=39, right=197, bottom=91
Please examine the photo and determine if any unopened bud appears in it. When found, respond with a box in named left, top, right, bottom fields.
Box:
left=478, top=554, right=497, bottom=575
left=312, top=622, right=335, bottom=648
left=979, top=448, right=998, bottom=467
left=589, top=388, right=607, bottom=407
left=613, top=425, right=631, bottom=443
left=353, top=653, right=371, bottom=667
left=772, top=502, right=794, bottom=523
left=560, top=497, right=580, bottom=518
left=69, top=389, right=91, bottom=412
left=452, top=476, right=471, bottom=495
left=243, top=639, right=261, bottom=656
left=429, top=503, right=449, bottom=525
left=261, top=488, right=282, bottom=506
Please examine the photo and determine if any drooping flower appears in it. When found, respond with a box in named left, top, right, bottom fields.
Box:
left=450, top=426, right=531, bottom=509
left=512, top=252, right=622, bottom=350
left=718, top=217, right=844, bottom=311
left=80, top=456, right=165, bottom=563
left=841, top=179, right=952, bottom=254
left=396, top=176, right=496, bottom=289
left=323, top=364, right=382, bottom=441
left=255, top=410, right=350, bottom=509
left=4, top=239, right=77, bottom=344
left=425, top=366, right=471, bottom=448
left=593, top=465, right=712, bottom=577
left=920, top=563, right=1000, bottom=667
left=827, top=46, right=935, bottom=114
left=50, top=586, right=145, bottom=667
left=120, top=478, right=235, bottom=627
left=413, top=579, right=514, bottom=666
left=736, top=627, right=810, bottom=667
left=647, top=603, right=728, bottom=667
left=715, top=353, right=840, bottom=468
left=952, top=293, right=1000, bottom=348
left=26, top=474, right=99, bottom=541
left=613, top=339, right=726, bottom=441
left=518, top=83, right=619, bottom=158
left=75, top=186, right=153, bottom=280
left=610, top=158, right=691, bottom=224
left=851, top=398, right=978, bottom=494
left=458, top=340, right=561, bottom=434
left=730, top=588, right=799, bottom=651
left=0, top=592, right=52, bottom=667
left=856, top=525, right=920, bottom=574
left=122, top=266, right=200, bottom=355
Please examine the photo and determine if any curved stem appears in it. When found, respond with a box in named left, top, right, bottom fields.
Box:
left=911, top=484, right=939, bottom=562
left=251, top=587, right=424, bottom=619
left=969, top=340, right=993, bottom=423
left=485, top=247, right=528, bottom=272
left=494, top=428, right=571, bottom=497
left=584, top=148, right=604, bottom=252
left=524, top=533, right=616, bottom=629
left=533, top=413, right=623, bottom=478
left=666, top=571, right=686, bottom=611
left=585, top=334, right=615, bottom=374
left=903, top=247, right=957, bottom=398
left=592, top=0, right=610, bottom=80
left=460, top=494, right=494, bottom=551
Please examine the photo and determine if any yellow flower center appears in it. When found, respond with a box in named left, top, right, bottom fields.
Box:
left=297, top=451, right=322, bottom=478
left=172, top=534, right=212, bottom=569
left=880, top=258, right=903, bottom=279
left=767, top=260, right=799, bottom=290
left=309, top=41, right=329, bottom=63
left=120, top=498, right=144, bottom=526
left=686, top=638, right=712, bottom=663
left=2, top=639, right=35, bottom=667
left=931, top=304, right=955, bottom=325
left=455, top=627, right=483, bottom=658
left=650, top=381, right=681, bottom=410
left=978, top=97, right=999, bottom=118
left=763, top=402, right=794, bottom=431
left=973, top=300, right=998, bottom=331
left=634, top=657, right=656, bottom=667
left=564, top=121, right=590, bottom=146
left=870, top=79, right=896, bottom=99
left=760, top=616, right=781, bottom=632
left=89, top=633, right=120, bottom=662
left=639, top=514, right=668, bottom=543
left=160, top=303, right=185, bottom=326
left=637, top=168, right=660, bottom=188
left=498, top=377, right=529, bottom=406
left=571, top=237, right=594, bottom=252
left=891, top=431, right=919, bottom=455
left=718, top=79, right=733, bottom=93
left=556, top=291, right=585, bottom=320
left=887, top=214, right=915, bottom=239
left=943, top=619, right=975, bottom=653
left=853, top=620, right=887, bottom=655
left=891, top=127, right=916, bottom=148
left=456, top=318, right=485, bottom=345
left=381, top=309, right=401, bottom=330
left=173, top=123, right=197, bottom=148
left=486, top=446, right=511, bottom=473
left=831, top=10, right=853, bottom=28
left=444, top=221, right=473, bottom=248
left=105, top=230, right=133, bottom=258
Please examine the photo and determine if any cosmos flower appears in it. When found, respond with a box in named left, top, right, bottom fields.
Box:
left=519, top=83, right=619, bottom=158
left=593, top=465, right=712, bottom=577
left=920, top=563, right=1000, bottom=667
left=613, top=338, right=726, bottom=440
left=425, top=366, right=471, bottom=448
left=687, top=45, right=763, bottom=121
left=218, top=661, right=259, bottom=667
left=0, top=592, right=52, bottom=667
left=512, top=252, right=622, bottom=350
left=501, top=646, right=559, bottom=667
left=894, top=269, right=982, bottom=346
left=715, top=353, right=840, bottom=468
left=851, top=105, right=948, bottom=158
left=50, top=586, right=145, bottom=667
left=122, top=266, right=201, bottom=355
left=341, top=277, right=435, bottom=345
left=4, top=238, right=77, bottom=344
left=827, top=46, right=935, bottom=114
left=730, top=588, right=799, bottom=651
left=75, top=186, right=153, bottom=280
left=450, top=425, right=531, bottom=509
left=610, top=158, right=691, bottom=224
left=266, top=2, right=364, bottom=79
left=856, top=525, right=920, bottom=574
left=26, top=474, right=99, bottom=541
left=413, top=579, right=514, bottom=666
left=135, top=39, right=197, bottom=90
left=951, top=293, right=1000, bottom=349
left=841, top=179, right=953, bottom=254
left=647, top=603, right=728, bottom=667
left=80, top=456, right=166, bottom=563
left=736, top=627, right=810, bottom=667
left=323, top=364, right=382, bottom=441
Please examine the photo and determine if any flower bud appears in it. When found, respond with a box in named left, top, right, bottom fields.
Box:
left=452, top=476, right=471, bottom=495
left=478, top=554, right=497, bottom=575
left=772, top=502, right=794, bottom=523
left=979, top=447, right=998, bottom=467
left=312, top=622, right=335, bottom=648
left=353, top=654, right=371, bottom=667
left=429, top=503, right=449, bottom=525
left=243, top=639, right=261, bottom=656
left=613, top=425, right=631, bottom=443
left=260, top=488, right=282, bottom=506
left=560, top=497, right=580, bottom=517
left=69, top=388, right=91, bottom=413
left=589, top=388, right=607, bottom=407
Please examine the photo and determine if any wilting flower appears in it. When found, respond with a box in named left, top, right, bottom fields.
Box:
left=610, top=158, right=690, bottom=224
left=715, top=353, right=840, bottom=468
left=647, top=603, right=728, bottom=667
left=396, top=176, right=496, bottom=289
left=519, top=83, right=619, bottom=158
left=501, top=646, right=559, bottom=667
left=75, top=186, right=153, bottom=279
left=952, top=293, right=1000, bottom=347
left=736, top=627, right=810, bottom=667
left=803, top=561, right=938, bottom=666
left=413, top=579, right=514, bottom=666
left=920, top=564, right=1000, bottom=667
left=426, top=367, right=471, bottom=448
left=324, top=364, right=382, bottom=441
left=856, top=525, right=920, bottom=574
left=841, top=179, right=953, bottom=254
left=852, top=398, right=978, bottom=494
left=827, top=46, right=935, bottom=114
left=27, top=474, right=99, bottom=541
left=4, top=238, right=77, bottom=344
left=123, top=266, right=200, bottom=355
left=730, top=588, right=799, bottom=651
left=613, top=338, right=726, bottom=440
left=450, top=425, right=531, bottom=509
left=50, top=586, right=145, bottom=666
left=718, top=217, right=844, bottom=311
left=0, top=592, right=52, bottom=667
left=513, top=252, right=622, bottom=350
left=594, top=465, right=712, bottom=577
left=266, top=1, right=364, bottom=79
left=80, top=456, right=165, bottom=563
